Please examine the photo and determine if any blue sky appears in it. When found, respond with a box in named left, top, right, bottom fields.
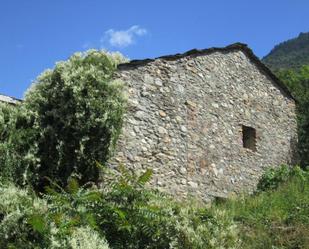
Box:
left=0, top=0, right=308, bottom=99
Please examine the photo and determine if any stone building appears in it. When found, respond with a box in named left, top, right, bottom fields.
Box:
left=0, top=94, right=20, bottom=105
left=112, top=43, right=297, bottom=201
left=0, top=43, right=298, bottom=201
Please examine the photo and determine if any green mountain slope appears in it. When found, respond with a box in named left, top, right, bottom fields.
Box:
left=262, top=32, right=309, bottom=70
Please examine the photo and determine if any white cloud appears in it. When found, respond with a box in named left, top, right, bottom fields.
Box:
left=103, top=25, right=147, bottom=48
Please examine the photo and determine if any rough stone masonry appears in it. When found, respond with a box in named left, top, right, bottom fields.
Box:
left=110, top=43, right=297, bottom=201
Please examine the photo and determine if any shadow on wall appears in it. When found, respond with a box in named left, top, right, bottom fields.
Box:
left=290, top=135, right=299, bottom=166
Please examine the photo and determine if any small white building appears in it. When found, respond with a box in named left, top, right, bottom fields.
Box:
left=0, top=94, right=20, bottom=105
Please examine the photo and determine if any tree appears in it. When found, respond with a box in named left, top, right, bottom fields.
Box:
left=277, top=65, right=309, bottom=168
left=0, top=50, right=127, bottom=191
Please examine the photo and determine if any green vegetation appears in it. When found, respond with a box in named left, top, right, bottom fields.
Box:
left=263, top=32, right=309, bottom=168
left=0, top=163, right=308, bottom=248
left=262, top=32, right=309, bottom=71
left=259, top=35, right=309, bottom=248
left=0, top=166, right=239, bottom=249
left=276, top=65, right=309, bottom=168
left=1, top=44, right=309, bottom=248
left=0, top=50, right=127, bottom=191
left=214, top=165, right=309, bottom=249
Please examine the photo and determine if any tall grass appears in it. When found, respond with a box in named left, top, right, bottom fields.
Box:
left=213, top=166, right=309, bottom=249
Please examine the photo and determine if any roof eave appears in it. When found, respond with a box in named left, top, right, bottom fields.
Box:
left=0, top=94, right=22, bottom=105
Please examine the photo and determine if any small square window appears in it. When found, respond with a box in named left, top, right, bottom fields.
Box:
left=242, top=125, right=256, bottom=151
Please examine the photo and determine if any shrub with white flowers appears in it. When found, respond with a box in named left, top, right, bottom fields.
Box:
left=0, top=50, right=127, bottom=191
left=0, top=170, right=239, bottom=249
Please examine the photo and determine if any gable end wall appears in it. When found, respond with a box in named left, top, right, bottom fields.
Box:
left=110, top=50, right=297, bottom=201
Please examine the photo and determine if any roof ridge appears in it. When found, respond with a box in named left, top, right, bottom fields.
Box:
left=117, top=42, right=295, bottom=101
left=118, top=43, right=248, bottom=68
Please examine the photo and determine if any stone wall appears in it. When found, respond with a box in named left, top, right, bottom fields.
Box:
left=109, top=48, right=297, bottom=201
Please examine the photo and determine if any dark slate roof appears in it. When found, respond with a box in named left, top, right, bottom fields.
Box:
left=118, top=43, right=295, bottom=101
left=0, top=94, right=22, bottom=105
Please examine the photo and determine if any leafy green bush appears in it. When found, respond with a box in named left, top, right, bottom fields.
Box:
left=257, top=165, right=307, bottom=191
left=44, top=165, right=239, bottom=249
left=257, top=165, right=291, bottom=191
left=94, top=165, right=239, bottom=249
left=0, top=102, right=30, bottom=183
left=0, top=182, right=110, bottom=249
left=0, top=166, right=239, bottom=249
left=0, top=50, right=127, bottom=190
left=0, top=103, right=15, bottom=179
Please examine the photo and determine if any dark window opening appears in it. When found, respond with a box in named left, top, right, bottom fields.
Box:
left=242, top=125, right=256, bottom=151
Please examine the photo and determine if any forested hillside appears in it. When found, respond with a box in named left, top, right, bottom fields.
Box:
left=262, top=32, right=309, bottom=70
